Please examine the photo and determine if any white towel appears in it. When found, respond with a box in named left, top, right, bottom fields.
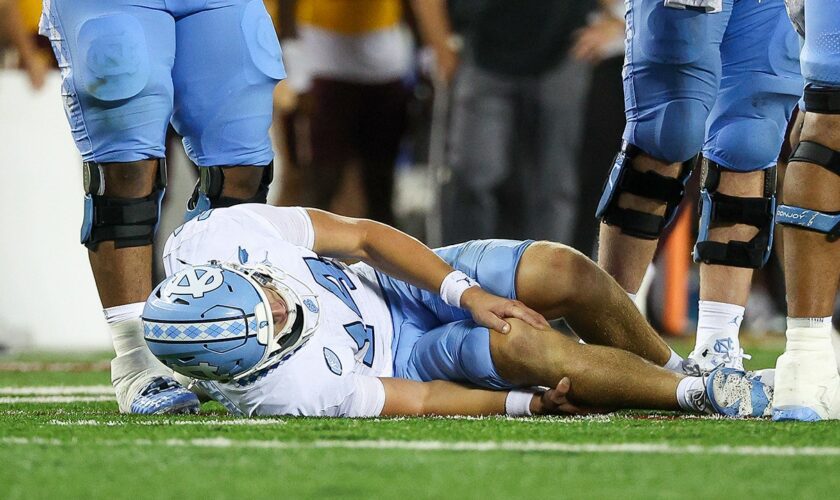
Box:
left=663, top=0, right=723, bottom=14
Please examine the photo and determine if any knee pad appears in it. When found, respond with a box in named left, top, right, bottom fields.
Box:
left=708, top=118, right=785, bottom=172
left=81, top=159, right=166, bottom=250
left=185, top=164, right=274, bottom=221
left=76, top=14, right=151, bottom=102
left=632, top=99, right=709, bottom=164
left=172, top=0, right=284, bottom=167
left=803, top=85, right=840, bottom=114
left=241, top=0, right=286, bottom=82
left=693, top=159, right=777, bottom=268
left=776, top=141, right=840, bottom=240
left=596, top=142, right=694, bottom=239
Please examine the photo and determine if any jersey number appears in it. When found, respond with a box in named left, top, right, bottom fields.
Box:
left=304, top=257, right=362, bottom=317
left=343, top=322, right=375, bottom=367
left=304, top=258, right=375, bottom=365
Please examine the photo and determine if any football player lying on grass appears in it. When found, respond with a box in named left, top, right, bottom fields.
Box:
left=136, top=205, right=773, bottom=417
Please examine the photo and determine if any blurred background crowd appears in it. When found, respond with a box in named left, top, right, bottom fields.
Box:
left=0, top=0, right=796, bottom=339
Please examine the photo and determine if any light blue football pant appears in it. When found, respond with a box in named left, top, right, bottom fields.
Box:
left=377, top=239, right=534, bottom=390
left=800, top=0, right=840, bottom=88
left=39, top=0, right=285, bottom=166
left=624, top=0, right=802, bottom=171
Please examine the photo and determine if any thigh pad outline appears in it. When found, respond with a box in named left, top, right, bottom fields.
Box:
left=77, top=14, right=151, bottom=102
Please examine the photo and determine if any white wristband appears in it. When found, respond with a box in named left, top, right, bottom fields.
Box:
left=439, top=270, right=479, bottom=308
left=505, top=390, right=534, bottom=417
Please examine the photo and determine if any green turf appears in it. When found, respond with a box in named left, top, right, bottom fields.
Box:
left=3, top=341, right=840, bottom=499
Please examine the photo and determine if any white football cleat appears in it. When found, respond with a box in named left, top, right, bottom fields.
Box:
left=772, top=348, right=840, bottom=422
left=689, top=337, right=751, bottom=372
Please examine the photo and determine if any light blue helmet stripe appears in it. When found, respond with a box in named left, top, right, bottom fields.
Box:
left=144, top=317, right=259, bottom=341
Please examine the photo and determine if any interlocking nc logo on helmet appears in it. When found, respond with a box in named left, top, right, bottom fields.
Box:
left=163, top=267, right=225, bottom=299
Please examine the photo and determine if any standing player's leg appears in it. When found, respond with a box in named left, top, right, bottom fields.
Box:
left=40, top=1, right=198, bottom=413
left=442, top=63, right=517, bottom=243
left=306, top=79, right=362, bottom=214
left=772, top=0, right=840, bottom=421
left=596, top=0, right=730, bottom=293
left=358, top=81, right=407, bottom=226
left=688, top=0, right=802, bottom=370
left=170, top=0, right=285, bottom=222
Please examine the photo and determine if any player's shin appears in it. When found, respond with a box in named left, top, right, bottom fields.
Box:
left=690, top=164, right=773, bottom=370
left=596, top=146, right=692, bottom=293
left=490, top=322, right=683, bottom=411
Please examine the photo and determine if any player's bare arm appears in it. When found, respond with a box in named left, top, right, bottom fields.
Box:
left=379, top=377, right=581, bottom=417
left=306, top=208, right=549, bottom=333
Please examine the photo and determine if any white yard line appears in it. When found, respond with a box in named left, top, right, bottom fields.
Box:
left=0, top=386, right=113, bottom=395
left=3, top=436, right=840, bottom=457
left=0, top=361, right=110, bottom=372
left=0, top=396, right=113, bottom=404
left=48, top=419, right=284, bottom=427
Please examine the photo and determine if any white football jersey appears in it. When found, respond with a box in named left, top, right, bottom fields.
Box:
left=162, top=205, right=394, bottom=417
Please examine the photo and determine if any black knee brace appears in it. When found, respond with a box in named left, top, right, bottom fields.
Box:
left=81, top=159, right=167, bottom=250
left=185, top=163, right=274, bottom=221
left=693, top=159, right=777, bottom=268
left=596, top=142, right=694, bottom=239
left=776, top=141, right=840, bottom=240
left=803, top=85, right=840, bottom=114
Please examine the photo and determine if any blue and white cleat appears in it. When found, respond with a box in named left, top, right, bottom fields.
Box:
left=705, top=366, right=773, bottom=418
left=689, top=337, right=751, bottom=372
left=129, top=376, right=200, bottom=415
left=772, top=406, right=823, bottom=422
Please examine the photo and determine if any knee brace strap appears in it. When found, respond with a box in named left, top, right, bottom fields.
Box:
left=185, top=163, right=274, bottom=221
left=693, top=159, right=776, bottom=268
left=776, top=140, right=840, bottom=240
left=789, top=141, right=840, bottom=176
left=776, top=206, right=840, bottom=240
left=596, top=142, right=693, bottom=240
left=803, top=86, right=840, bottom=115
left=81, top=159, right=167, bottom=250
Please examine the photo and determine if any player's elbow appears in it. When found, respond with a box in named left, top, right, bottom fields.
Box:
left=381, top=378, right=433, bottom=416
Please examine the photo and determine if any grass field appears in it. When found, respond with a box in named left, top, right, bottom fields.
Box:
left=2, top=338, right=840, bottom=499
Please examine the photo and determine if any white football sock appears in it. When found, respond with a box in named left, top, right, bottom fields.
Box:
left=105, top=303, right=146, bottom=356
left=676, top=376, right=706, bottom=412
left=785, top=317, right=833, bottom=352
left=664, top=348, right=686, bottom=372
left=831, top=326, right=840, bottom=374
left=105, top=303, right=171, bottom=412
left=694, top=300, right=744, bottom=351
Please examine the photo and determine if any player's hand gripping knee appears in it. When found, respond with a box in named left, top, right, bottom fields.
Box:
left=460, top=288, right=549, bottom=333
